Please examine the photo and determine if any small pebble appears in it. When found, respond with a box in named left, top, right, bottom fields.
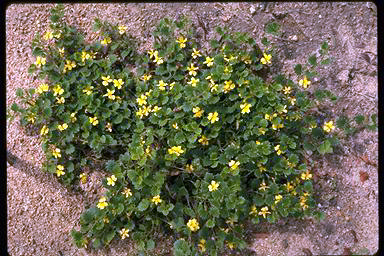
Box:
left=250, top=6, right=256, bottom=14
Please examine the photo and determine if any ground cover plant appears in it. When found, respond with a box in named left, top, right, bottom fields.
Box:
left=10, top=4, right=377, bottom=256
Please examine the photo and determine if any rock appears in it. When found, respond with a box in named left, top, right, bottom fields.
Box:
left=250, top=6, right=256, bottom=14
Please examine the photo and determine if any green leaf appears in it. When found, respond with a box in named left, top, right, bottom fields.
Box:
left=318, top=140, right=333, bottom=154
left=206, top=219, right=215, bottom=228
left=354, top=114, right=365, bottom=125
left=173, top=239, right=191, bottom=256
left=138, top=199, right=150, bottom=211
left=320, top=58, right=331, bottom=65
left=16, top=88, right=24, bottom=97
left=321, top=41, right=329, bottom=50
left=265, top=21, right=280, bottom=35
left=146, top=239, right=155, bottom=250
left=294, top=64, right=302, bottom=76
left=104, top=230, right=115, bottom=245
left=308, top=55, right=317, bottom=66
left=65, top=144, right=75, bottom=154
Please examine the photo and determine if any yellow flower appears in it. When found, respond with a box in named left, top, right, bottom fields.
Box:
left=81, top=51, right=91, bottom=62
left=198, top=239, right=206, bottom=252
left=249, top=205, right=258, bottom=216
left=104, top=88, right=116, bottom=100
left=152, top=105, right=162, bottom=113
left=141, top=74, right=152, bottom=81
left=101, top=36, right=112, bottom=45
left=240, top=103, right=252, bottom=114
left=89, top=116, right=99, bottom=126
left=257, top=163, right=266, bottom=172
left=258, top=206, right=271, bottom=218
left=70, top=113, right=77, bottom=123
left=107, top=175, right=117, bottom=186
left=151, top=195, right=162, bottom=205
left=63, top=60, right=76, bottom=72
left=192, top=107, right=204, bottom=118
left=284, top=182, right=294, bottom=192
left=176, top=36, right=187, bottom=48
left=224, top=66, right=232, bottom=74
left=56, top=165, right=65, bottom=177
left=198, top=135, right=209, bottom=145
left=172, top=123, right=179, bottom=129
left=82, top=85, right=94, bottom=95
left=52, top=147, right=61, bottom=158
left=168, top=146, right=185, bottom=156
left=53, top=85, right=64, bottom=96
left=242, top=55, right=252, bottom=64
left=283, top=86, right=292, bottom=94
left=272, top=123, right=284, bottom=130
left=186, top=218, right=200, bottom=232
left=228, top=160, right=240, bottom=170
left=119, top=228, right=129, bottom=239
left=148, top=49, right=157, bottom=59
left=207, top=112, right=219, bottom=124
left=103, top=216, right=109, bottom=224
left=288, top=96, right=296, bottom=105
left=301, top=170, right=312, bottom=180
left=323, top=121, right=335, bottom=133
left=274, top=195, right=283, bottom=204
left=169, top=82, right=176, bottom=90
left=44, top=30, right=53, bottom=40
left=208, top=180, right=219, bottom=192
left=58, top=47, right=65, bottom=56
left=259, top=128, right=266, bottom=135
left=154, top=54, right=164, bottom=65
left=102, top=75, right=113, bottom=86
left=122, top=187, right=133, bottom=198
left=136, top=94, right=147, bottom=106
left=57, top=123, right=68, bottom=131
left=113, top=79, right=124, bottom=89
left=274, top=144, right=283, bottom=155
left=97, top=196, right=108, bottom=209
left=256, top=140, right=261, bottom=145
left=187, top=63, right=199, bottom=76
left=187, top=77, right=199, bottom=87
left=258, top=180, right=269, bottom=191
left=203, top=56, right=214, bottom=67
left=118, top=24, right=128, bottom=35
left=56, top=97, right=65, bottom=104
left=299, top=76, right=311, bottom=88
left=40, top=125, right=49, bottom=135
left=210, top=81, right=218, bottom=92
left=278, top=105, right=288, bottom=114
left=185, top=164, right=194, bottom=172
left=37, top=83, right=49, bottom=94
left=157, top=80, right=168, bottom=90
left=227, top=242, right=236, bottom=250
left=191, top=48, right=201, bottom=59
left=223, top=80, right=235, bottom=93
left=35, top=56, right=46, bottom=67
left=80, top=173, right=87, bottom=184
left=260, top=52, right=272, bottom=65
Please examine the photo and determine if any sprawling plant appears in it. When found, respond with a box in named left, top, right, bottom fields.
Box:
left=10, top=4, right=376, bottom=255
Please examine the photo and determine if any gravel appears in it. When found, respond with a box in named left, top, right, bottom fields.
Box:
left=7, top=3, right=378, bottom=256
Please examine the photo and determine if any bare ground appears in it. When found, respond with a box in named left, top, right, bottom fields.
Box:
left=6, top=3, right=378, bottom=256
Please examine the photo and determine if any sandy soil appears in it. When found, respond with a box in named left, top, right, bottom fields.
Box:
left=6, top=3, right=378, bottom=256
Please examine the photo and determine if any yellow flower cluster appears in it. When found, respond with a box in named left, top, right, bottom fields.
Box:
left=40, top=125, right=49, bottom=135
left=101, top=36, right=112, bottom=45
left=274, top=144, right=283, bottom=155
left=223, top=80, right=235, bottom=93
left=299, top=76, right=311, bottom=88
left=168, top=146, right=185, bottom=156
left=260, top=52, right=272, bottom=65
left=148, top=49, right=164, bottom=64
left=81, top=51, right=95, bottom=63
left=198, top=239, right=206, bottom=252
left=186, top=218, right=200, bottom=232
left=57, top=123, right=68, bottom=131
left=300, top=192, right=310, bottom=209
left=240, top=102, right=251, bottom=114
left=89, top=116, right=99, bottom=126
left=301, top=170, right=312, bottom=180
left=35, top=56, right=46, bottom=67
left=192, top=107, right=204, bottom=118
left=113, top=78, right=124, bottom=89
left=198, top=135, right=209, bottom=145
left=82, top=85, right=94, bottom=95
left=56, top=165, right=65, bottom=177
left=274, top=194, right=283, bottom=204
left=37, top=83, right=49, bottom=94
